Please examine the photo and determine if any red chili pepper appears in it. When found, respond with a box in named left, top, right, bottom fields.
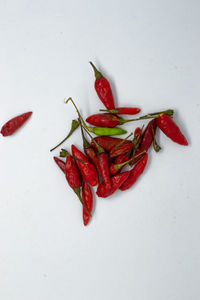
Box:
left=120, top=153, right=148, bottom=191
left=110, top=153, right=130, bottom=175
left=100, top=107, right=141, bottom=115
left=90, top=62, right=115, bottom=110
left=134, top=127, right=142, bottom=145
left=86, top=113, right=120, bottom=127
left=1, top=111, right=32, bottom=136
left=91, top=136, right=131, bottom=152
left=96, top=171, right=130, bottom=198
left=71, top=145, right=99, bottom=186
left=82, top=181, right=93, bottom=226
left=80, top=125, right=98, bottom=165
left=110, top=142, right=133, bottom=158
left=156, top=113, right=188, bottom=145
left=53, top=157, right=65, bottom=174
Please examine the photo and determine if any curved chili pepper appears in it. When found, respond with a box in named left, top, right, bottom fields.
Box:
left=66, top=97, right=126, bottom=136
left=90, top=62, right=115, bottom=110
left=120, top=153, right=148, bottom=191
left=91, top=136, right=131, bottom=152
left=82, top=181, right=93, bottom=226
left=156, top=113, right=188, bottom=145
left=85, top=109, right=173, bottom=128
left=1, top=111, right=32, bottom=136
left=100, top=107, right=141, bottom=115
left=53, top=157, right=65, bottom=173
left=110, top=153, right=130, bottom=175
left=71, top=145, right=99, bottom=186
left=96, top=171, right=129, bottom=198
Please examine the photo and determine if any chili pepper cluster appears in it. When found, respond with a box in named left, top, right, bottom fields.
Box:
left=51, top=62, right=188, bottom=226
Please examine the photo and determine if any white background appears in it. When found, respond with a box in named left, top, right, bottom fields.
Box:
left=0, top=1, right=200, bottom=299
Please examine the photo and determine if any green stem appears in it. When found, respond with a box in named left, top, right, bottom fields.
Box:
left=114, top=150, right=146, bottom=170
left=89, top=61, right=103, bottom=80
left=119, top=109, right=174, bottom=124
left=111, top=132, right=133, bottom=152
left=80, top=120, right=91, bottom=149
left=81, top=122, right=104, bottom=153
left=73, top=187, right=91, bottom=216
left=151, top=124, right=161, bottom=152
left=50, top=119, right=80, bottom=152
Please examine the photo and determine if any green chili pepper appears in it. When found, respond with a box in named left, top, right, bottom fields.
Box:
left=65, top=97, right=127, bottom=136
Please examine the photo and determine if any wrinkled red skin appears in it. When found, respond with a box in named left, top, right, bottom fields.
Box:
left=91, top=136, right=131, bottom=152
left=71, top=145, right=99, bottom=186
left=134, top=127, right=142, bottom=145
left=1, top=112, right=32, bottom=136
left=84, top=147, right=98, bottom=166
left=120, top=153, right=148, bottom=191
left=110, top=143, right=133, bottom=158
left=110, top=153, right=130, bottom=175
left=86, top=113, right=120, bottom=127
left=54, top=157, right=65, bottom=174
left=96, top=152, right=111, bottom=188
left=82, top=181, right=93, bottom=226
left=130, top=119, right=156, bottom=166
left=113, top=107, right=141, bottom=115
left=95, top=77, right=115, bottom=110
left=96, top=171, right=129, bottom=198
left=65, top=155, right=81, bottom=189
left=156, top=113, right=188, bottom=145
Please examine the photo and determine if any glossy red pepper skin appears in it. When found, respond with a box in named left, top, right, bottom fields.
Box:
left=110, top=143, right=133, bottom=158
left=84, top=147, right=98, bottom=166
left=65, top=155, right=81, bottom=188
left=54, top=157, right=65, bottom=174
left=96, top=152, right=111, bottom=188
left=120, top=153, right=148, bottom=191
left=1, top=112, right=32, bottom=136
left=86, top=113, right=120, bottom=127
left=102, top=107, right=141, bottom=115
left=71, top=145, right=99, bottom=186
left=156, top=113, right=188, bottom=145
left=82, top=181, right=93, bottom=226
left=91, top=136, right=131, bottom=152
left=110, top=153, right=130, bottom=175
left=96, top=171, right=129, bottom=198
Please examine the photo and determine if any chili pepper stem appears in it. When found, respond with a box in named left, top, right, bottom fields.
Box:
left=80, top=121, right=104, bottom=153
left=73, top=187, right=92, bottom=217
left=114, top=150, right=146, bottom=170
left=50, top=119, right=80, bottom=152
left=151, top=124, right=161, bottom=152
left=60, top=149, right=88, bottom=164
left=89, top=61, right=103, bottom=80
left=119, top=109, right=174, bottom=124
left=111, top=132, right=133, bottom=151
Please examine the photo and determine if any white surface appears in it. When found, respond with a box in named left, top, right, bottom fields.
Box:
left=0, top=1, right=200, bottom=299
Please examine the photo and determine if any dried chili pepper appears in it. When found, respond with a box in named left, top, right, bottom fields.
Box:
left=64, top=150, right=91, bottom=215
left=50, top=119, right=79, bottom=152
left=100, top=107, right=141, bottom=115
left=71, top=145, right=99, bottom=186
left=156, top=113, right=188, bottom=145
left=110, top=152, right=130, bottom=175
left=89, top=62, right=115, bottom=110
left=120, top=153, right=148, bottom=191
left=82, top=181, right=93, bottom=226
left=86, top=109, right=173, bottom=128
left=54, top=156, right=65, bottom=173
left=80, top=124, right=98, bottom=165
left=1, top=111, right=32, bottom=136
left=96, top=171, right=129, bottom=198
left=110, top=142, right=133, bottom=158
left=66, top=98, right=126, bottom=136
left=91, top=136, right=131, bottom=152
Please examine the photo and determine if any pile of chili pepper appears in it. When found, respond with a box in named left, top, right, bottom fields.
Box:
left=51, top=62, right=188, bottom=226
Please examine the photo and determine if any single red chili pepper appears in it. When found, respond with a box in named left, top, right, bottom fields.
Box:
left=156, top=113, right=188, bottom=146
left=71, top=145, right=99, bottom=186
left=96, top=171, right=130, bottom=198
left=63, top=150, right=91, bottom=215
left=85, top=109, right=173, bottom=128
left=81, top=123, right=111, bottom=189
left=1, top=111, right=32, bottom=136
left=110, top=152, right=130, bottom=175
left=91, top=136, right=131, bottom=152
left=100, top=107, right=141, bottom=115
left=53, top=157, right=65, bottom=174
left=82, top=181, right=93, bottom=226
left=130, top=119, right=157, bottom=166
left=120, top=153, right=148, bottom=191
left=110, top=142, right=133, bottom=158
left=90, top=62, right=115, bottom=110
